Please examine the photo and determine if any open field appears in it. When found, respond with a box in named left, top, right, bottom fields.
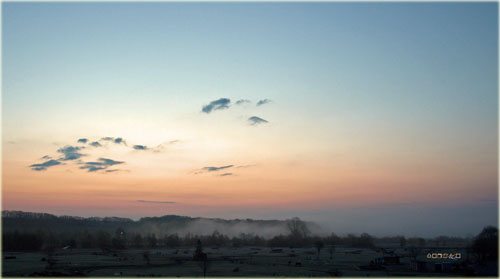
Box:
left=3, top=246, right=471, bottom=277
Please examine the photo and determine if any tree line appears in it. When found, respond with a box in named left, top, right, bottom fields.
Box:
left=3, top=216, right=497, bottom=264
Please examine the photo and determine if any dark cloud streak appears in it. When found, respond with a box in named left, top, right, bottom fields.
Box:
left=30, top=160, right=62, bottom=171
left=202, top=165, right=234, bottom=172
left=79, top=158, right=124, bottom=173
left=89, top=141, right=102, bottom=147
left=248, top=116, right=268, bottom=125
left=133, top=145, right=148, bottom=150
left=114, top=137, right=126, bottom=145
left=137, top=200, right=176, bottom=204
left=31, top=137, right=177, bottom=174
left=202, top=98, right=231, bottom=113
left=235, top=99, right=251, bottom=105
left=256, top=99, right=272, bottom=106
left=57, top=146, right=85, bottom=161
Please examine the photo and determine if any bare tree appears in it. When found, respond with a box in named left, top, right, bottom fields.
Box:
left=143, top=251, right=150, bottom=265
left=286, top=217, right=310, bottom=239
left=329, top=245, right=335, bottom=260
left=198, top=258, right=211, bottom=278
left=472, top=226, right=498, bottom=263
left=194, top=240, right=210, bottom=277
left=400, top=237, right=407, bottom=248
left=314, top=240, right=324, bottom=259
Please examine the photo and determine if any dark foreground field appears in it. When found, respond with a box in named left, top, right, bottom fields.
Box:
left=3, top=246, right=483, bottom=277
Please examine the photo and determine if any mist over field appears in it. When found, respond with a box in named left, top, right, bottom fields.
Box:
left=2, top=210, right=498, bottom=277
left=144, top=218, right=288, bottom=238
left=2, top=210, right=323, bottom=239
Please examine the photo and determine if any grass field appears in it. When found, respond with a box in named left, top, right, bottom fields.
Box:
left=2, top=246, right=471, bottom=277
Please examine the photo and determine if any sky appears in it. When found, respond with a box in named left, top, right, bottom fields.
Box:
left=2, top=2, right=498, bottom=237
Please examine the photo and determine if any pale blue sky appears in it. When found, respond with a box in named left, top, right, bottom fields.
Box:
left=2, top=2, right=498, bottom=236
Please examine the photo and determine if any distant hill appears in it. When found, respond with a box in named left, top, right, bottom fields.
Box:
left=2, top=210, right=320, bottom=238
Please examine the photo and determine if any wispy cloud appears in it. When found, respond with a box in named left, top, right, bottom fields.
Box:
left=94, top=137, right=176, bottom=151
left=193, top=164, right=253, bottom=175
left=57, top=146, right=85, bottom=161
left=202, top=98, right=231, bottom=113
left=31, top=137, right=176, bottom=174
left=151, top=140, right=181, bottom=153
left=202, top=165, right=234, bottom=172
left=80, top=165, right=107, bottom=172
left=137, top=200, right=176, bottom=204
left=99, top=136, right=126, bottom=145
left=248, top=116, right=268, bottom=125
left=79, top=158, right=124, bottom=173
left=100, top=158, right=124, bottom=165
left=133, top=141, right=178, bottom=152
left=256, top=99, right=272, bottom=106
left=235, top=99, right=251, bottom=105
left=30, top=159, right=62, bottom=171
left=236, top=164, right=257, bottom=168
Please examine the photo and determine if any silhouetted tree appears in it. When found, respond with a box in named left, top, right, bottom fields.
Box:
left=359, top=233, right=375, bottom=248
left=148, top=233, right=157, bottom=248
left=325, top=232, right=341, bottom=246
left=133, top=233, right=143, bottom=248
left=314, top=240, right=324, bottom=259
left=69, top=238, right=76, bottom=249
left=193, top=239, right=208, bottom=261
left=166, top=233, right=181, bottom=248
left=143, top=251, right=150, bottom=265
left=112, top=227, right=126, bottom=249
left=287, top=217, right=310, bottom=238
left=286, top=217, right=310, bottom=247
left=345, top=233, right=357, bottom=246
left=435, top=236, right=449, bottom=247
left=472, top=226, right=498, bottom=263
left=96, top=230, right=111, bottom=252
left=46, top=232, right=58, bottom=251
left=198, top=258, right=211, bottom=278
left=2, top=231, right=44, bottom=251
left=268, top=235, right=289, bottom=247
left=193, top=240, right=210, bottom=277
left=80, top=230, right=94, bottom=248
left=400, top=237, right=407, bottom=248
left=329, top=245, right=335, bottom=260
left=417, top=237, right=426, bottom=247
left=408, top=246, right=421, bottom=262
